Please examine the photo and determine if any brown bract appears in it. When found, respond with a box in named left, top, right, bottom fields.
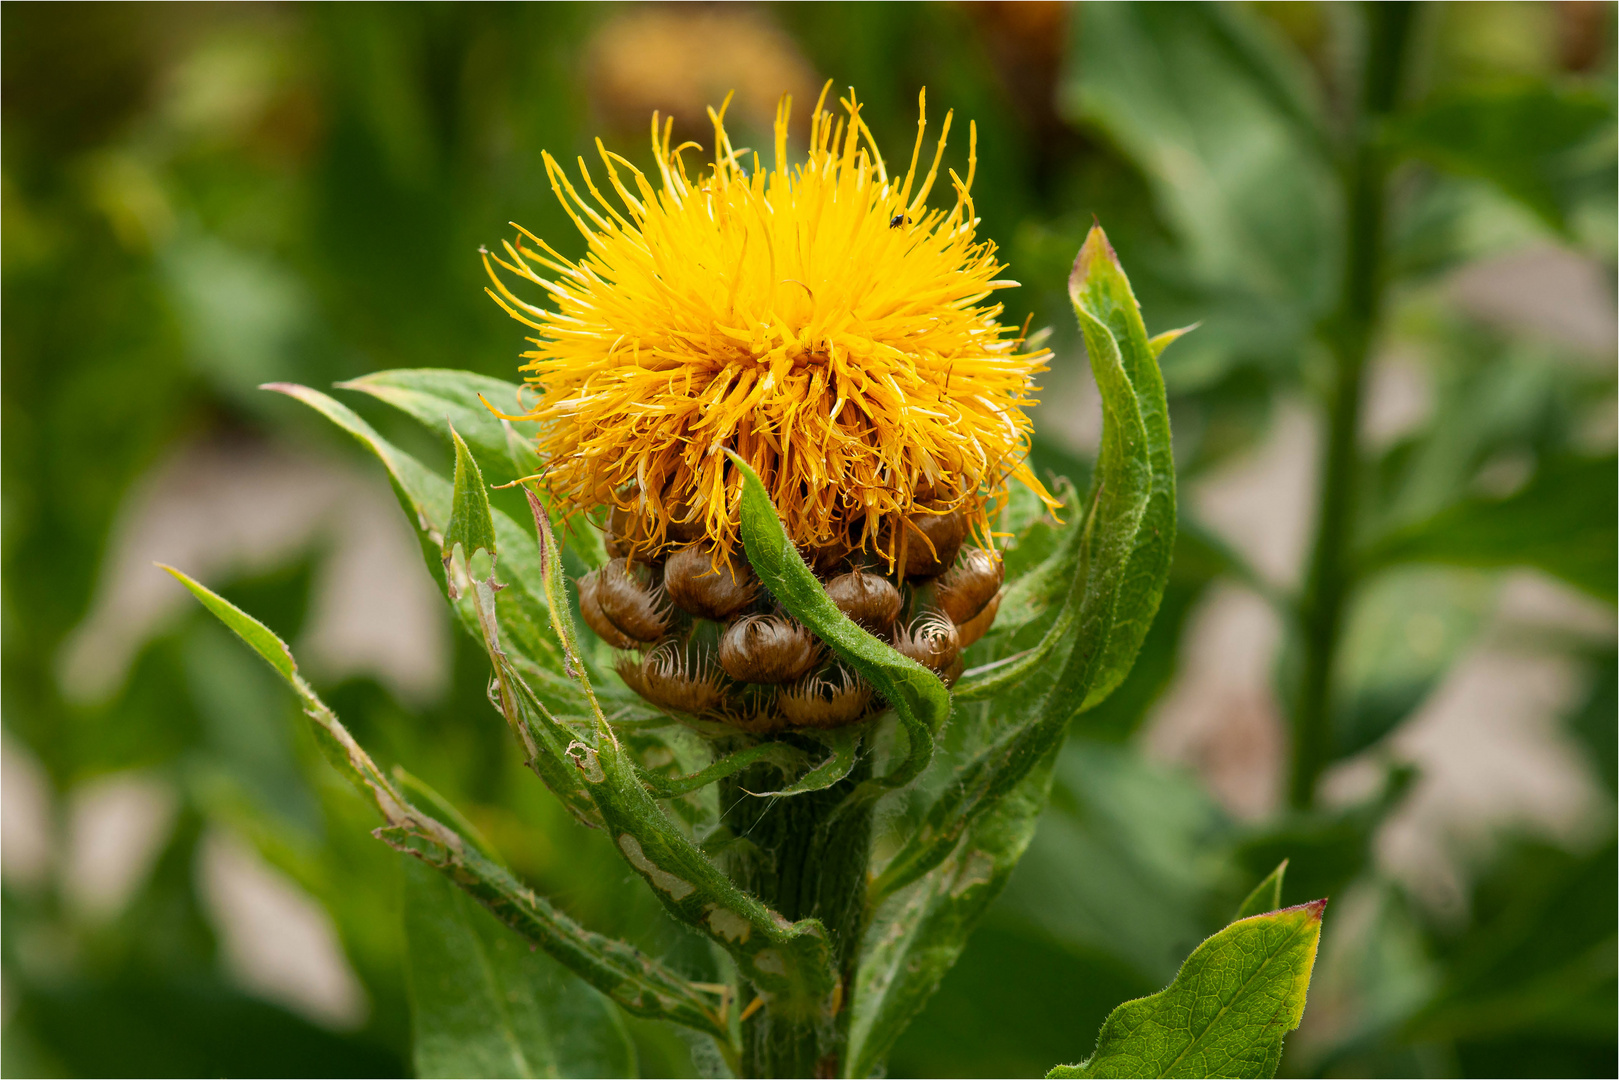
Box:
left=894, top=612, right=960, bottom=675
left=665, top=542, right=758, bottom=619
left=594, top=558, right=674, bottom=641
left=824, top=570, right=902, bottom=631
left=778, top=666, right=874, bottom=728
left=718, top=615, right=820, bottom=684
left=935, top=547, right=1004, bottom=624
left=900, top=508, right=967, bottom=578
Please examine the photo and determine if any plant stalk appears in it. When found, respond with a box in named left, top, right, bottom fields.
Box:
left=1289, top=2, right=1415, bottom=809
left=723, top=753, right=874, bottom=1078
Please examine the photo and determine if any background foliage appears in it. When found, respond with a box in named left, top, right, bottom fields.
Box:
left=3, top=3, right=1613, bottom=1077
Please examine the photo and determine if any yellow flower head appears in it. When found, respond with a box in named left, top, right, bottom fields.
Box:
left=484, top=84, right=1054, bottom=569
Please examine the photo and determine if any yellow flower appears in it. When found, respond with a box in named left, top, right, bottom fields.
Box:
left=484, top=84, right=1054, bottom=569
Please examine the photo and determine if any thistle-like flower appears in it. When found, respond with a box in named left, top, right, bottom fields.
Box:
left=485, top=85, right=1052, bottom=728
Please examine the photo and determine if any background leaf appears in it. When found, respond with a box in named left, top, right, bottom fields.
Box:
left=403, top=858, right=637, bottom=1079
left=1389, top=84, right=1617, bottom=233
left=1233, top=861, right=1288, bottom=922
left=1062, top=1, right=1339, bottom=387
left=1365, top=454, right=1618, bottom=603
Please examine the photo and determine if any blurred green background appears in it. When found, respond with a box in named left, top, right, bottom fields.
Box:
left=3, top=3, right=1614, bottom=1077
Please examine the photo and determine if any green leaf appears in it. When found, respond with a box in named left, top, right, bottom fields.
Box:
left=159, top=563, right=298, bottom=683
left=991, top=741, right=1231, bottom=984
left=1048, top=900, right=1327, bottom=1079
left=1233, top=861, right=1287, bottom=922
left=337, top=368, right=542, bottom=484
left=758, top=728, right=861, bottom=797
left=1330, top=674, right=1438, bottom=761
left=954, top=490, right=1088, bottom=702
left=1401, top=838, right=1617, bottom=1052
left=728, top=450, right=949, bottom=793
left=518, top=486, right=597, bottom=690
left=851, top=228, right=1177, bottom=1072
left=848, top=745, right=1062, bottom=1079
left=870, top=225, right=1161, bottom=904
left=635, top=739, right=810, bottom=799
left=160, top=564, right=395, bottom=801
left=1364, top=455, right=1618, bottom=604
left=1149, top=325, right=1197, bottom=358
left=445, top=425, right=499, bottom=573
left=274, top=381, right=602, bottom=818
left=394, top=766, right=505, bottom=867
left=267, top=382, right=568, bottom=679
left=1068, top=226, right=1179, bottom=712
left=404, top=858, right=636, bottom=1079
left=1388, top=84, right=1616, bottom=234
left=984, top=480, right=1084, bottom=638
left=163, top=567, right=730, bottom=1043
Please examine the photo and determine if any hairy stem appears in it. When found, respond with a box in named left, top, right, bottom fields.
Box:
left=1290, top=2, right=1416, bottom=808
left=723, top=753, right=874, bottom=1078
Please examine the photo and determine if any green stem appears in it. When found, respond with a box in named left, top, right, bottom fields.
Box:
left=1290, top=2, right=1415, bottom=809
left=722, top=754, right=874, bottom=1078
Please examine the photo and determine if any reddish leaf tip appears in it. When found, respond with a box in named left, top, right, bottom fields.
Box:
left=1291, top=898, right=1328, bottom=921
left=1068, top=223, right=1120, bottom=302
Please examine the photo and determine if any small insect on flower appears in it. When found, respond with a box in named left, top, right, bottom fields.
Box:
left=484, top=83, right=1056, bottom=729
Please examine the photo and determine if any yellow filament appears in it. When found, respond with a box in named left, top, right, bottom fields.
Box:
left=486, top=87, right=1056, bottom=568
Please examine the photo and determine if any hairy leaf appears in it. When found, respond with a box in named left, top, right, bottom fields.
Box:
left=445, top=426, right=499, bottom=577
left=337, top=368, right=542, bottom=484
left=729, top=450, right=949, bottom=794
left=637, top=740, right=810, bottom=800
left=266, top=383, right=565, bottom=675
left=759, top=728, right=862, bottom=797
left=870, top=226, right=1158, bottom=903
left=852, top=227, right=1175, bottom=1073
left=1048, top=901, right=1326, bottom=1079
left=848, top=749, right=1061, bottom=1078
left=1068, top=226, right=1179, bottom=712
left=161, top=566, right=730, bottom=1041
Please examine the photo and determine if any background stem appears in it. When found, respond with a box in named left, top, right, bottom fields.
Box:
left=1289, top=2, right=1416, bottom=809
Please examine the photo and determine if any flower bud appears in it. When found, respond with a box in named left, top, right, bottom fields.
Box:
left=664, top=542, right=758, bottom=620
left=577, top=570, right=639, bottom=649
left=596, top=557, right=673, bottom=641
left=662, top=491, right=706, bottom=543
left=894, top=612, right=960, bottom=674
left=778, top=666, right=874, bottom=728
left=934, top=548, right=1004, bottom=624
left=824, top=570, right=902, bottom=631
left=718, top=615, right=819, bottom=684
left=901, top=508, right=966, bottom=578
left=616, top=641, right=727, bottom=714
left=603, top=503, right=647, bottom=560
left=955, top=589, right=1003, bottom=649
